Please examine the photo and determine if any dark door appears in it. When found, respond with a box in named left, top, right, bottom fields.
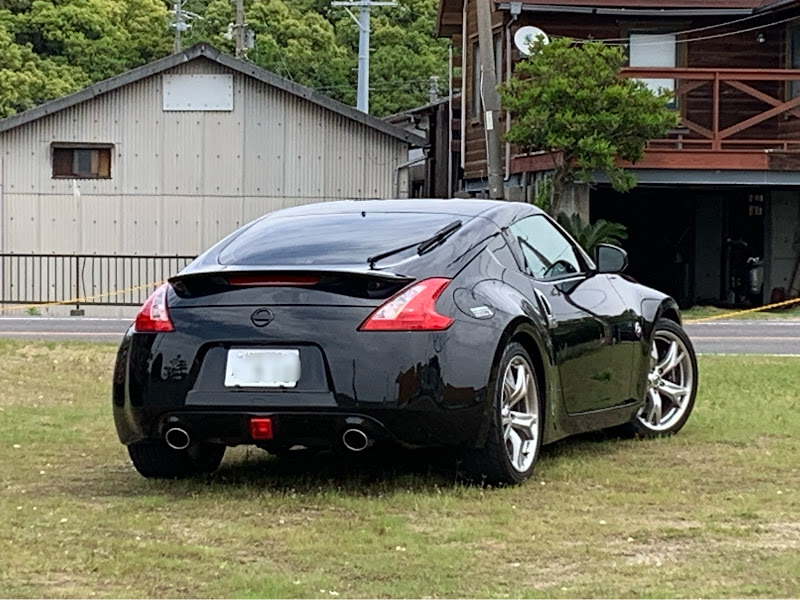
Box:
left=507, top=214, right=637, bottom=414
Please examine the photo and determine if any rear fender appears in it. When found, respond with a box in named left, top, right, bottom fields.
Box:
left=466, top=277, right=564, bottom=447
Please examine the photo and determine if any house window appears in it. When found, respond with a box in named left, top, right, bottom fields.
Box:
left=52, top=145, right=112, bottom=179
left=471, top=33, right=504, bottom=119
left=790, top=26, right=800, bottom=98
left=629, top=33, right=677, bottom=97
left=494, top=31, right=503, bottom=84
left=472, top=41, right=481, bottom=118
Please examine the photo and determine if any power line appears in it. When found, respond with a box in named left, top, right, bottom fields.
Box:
left=331, top=0, right=398, bottom=114
left=314, top=78, right=432, bottom=93
left=570, top=11, right=779, bottom=44
left=566, top=14, right=799, bottom=47
left=259, top=20, right=295, bottom=81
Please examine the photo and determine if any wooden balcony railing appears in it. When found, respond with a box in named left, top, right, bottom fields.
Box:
left=621, top=67, right=800, bottom=154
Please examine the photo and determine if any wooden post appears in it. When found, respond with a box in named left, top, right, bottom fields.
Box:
left=476, top=0, right=504, bottom=200
left=712, top=71, right=721, bottom=151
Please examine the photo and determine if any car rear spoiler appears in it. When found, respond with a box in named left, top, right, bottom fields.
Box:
left=168, top=264, right=414, bottom=285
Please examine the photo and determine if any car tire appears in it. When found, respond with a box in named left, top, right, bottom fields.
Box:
left=464, top=341, right=543, bottom=486
left=627, top=318, right=698, bottom=438
left=128, top=441, right=226, bottom=479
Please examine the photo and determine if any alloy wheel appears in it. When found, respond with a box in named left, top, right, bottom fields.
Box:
left=500, top=355, right=539, bottom=473
left=637, top=329, right=695, bottom=432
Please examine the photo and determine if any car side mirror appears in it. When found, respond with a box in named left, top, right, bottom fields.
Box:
left=594, top=243, right=628, bottom=273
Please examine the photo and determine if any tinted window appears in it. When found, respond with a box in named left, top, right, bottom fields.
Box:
left=509, top=215, right=582, bottom=280
left=218, top=212, right=462, bottom=266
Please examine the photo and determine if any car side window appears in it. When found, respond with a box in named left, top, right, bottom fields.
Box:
left=509, top=215, right=583, bottom=280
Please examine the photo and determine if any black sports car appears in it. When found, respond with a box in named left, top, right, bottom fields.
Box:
left=113, top=199, right=698, bottom=485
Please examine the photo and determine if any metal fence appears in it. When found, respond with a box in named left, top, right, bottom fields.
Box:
left=0, top=254, right=196, bottom=309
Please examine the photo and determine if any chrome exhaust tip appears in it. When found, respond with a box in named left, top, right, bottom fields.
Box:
left=164, top=427, right=190, bottom=450
left=342, top=428, right=371, bottom=452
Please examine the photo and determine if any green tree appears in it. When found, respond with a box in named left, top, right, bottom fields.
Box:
left=359, top=0, right=449, bottom=116
left=246, top=0, right=353, bottom=102
left=0, top=0, right=170, bottom=118
left=183, top=0, right=447, bottom=116
left=500, top=37, right=678, bottom=202
left=0, top=12, right=87, bottom=117
left=12, top=0, right=170, bottom=81
left=181, top=0, right=235, bottom=52
left=0, top=0, right=447, bottom=119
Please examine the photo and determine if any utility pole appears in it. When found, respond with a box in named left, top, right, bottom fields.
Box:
left=428, top=75, right=439, bottom=104
left=234, top=0, right=245, bottom=58
left=476, top=0, right=504, bottom=199
left=172, top=0, right=184, bottom=54
left=332, top=0, right=397, bottom=114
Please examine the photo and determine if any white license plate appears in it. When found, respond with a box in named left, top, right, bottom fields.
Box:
left=224, top=349, right=301, bottom=388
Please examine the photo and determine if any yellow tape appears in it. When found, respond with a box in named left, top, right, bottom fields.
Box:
left=0, top=280, right=163, bottom=313
left=2, top=278, right=798, bottom=323
left=684, top=296, right=800, bottom=324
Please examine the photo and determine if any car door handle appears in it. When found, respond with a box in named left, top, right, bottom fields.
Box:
left=534, top=289, right=558, bottom=329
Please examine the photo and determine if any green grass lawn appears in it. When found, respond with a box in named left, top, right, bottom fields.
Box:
left=1, top=340, right=798, bottom=598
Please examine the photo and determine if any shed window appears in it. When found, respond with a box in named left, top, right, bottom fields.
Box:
left=52, top=145, right=112, bottom=179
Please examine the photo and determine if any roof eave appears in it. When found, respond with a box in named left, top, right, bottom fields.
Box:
left=436, top=0, right=463, bottom=37
left=756, top=0, right=800, bottom=12
left=494, top=3, right=754, bottom=16
left=0, top=49, right=195, bottom=135
left=0, top=43, right=426, bottom=148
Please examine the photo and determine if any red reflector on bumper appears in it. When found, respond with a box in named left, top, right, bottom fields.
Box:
left=249, top=417, right=273, bottom=440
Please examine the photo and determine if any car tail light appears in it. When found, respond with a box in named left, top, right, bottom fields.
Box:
left=227, top=275, right=319, bottom=287
left=249, top=417, right=274, bottom=440
left=134, top=283, right=174, bottom=333
left=358, top=278, right=454, bottom=331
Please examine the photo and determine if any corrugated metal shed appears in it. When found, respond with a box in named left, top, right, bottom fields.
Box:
left=0, top=44, right=425, bottom=257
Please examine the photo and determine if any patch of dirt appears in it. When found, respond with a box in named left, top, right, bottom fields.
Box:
left=520, top=560, right=582, bottom=590
left=748, top=521, right=800, bottom=551
left=607, top=520, right=800, bottom=567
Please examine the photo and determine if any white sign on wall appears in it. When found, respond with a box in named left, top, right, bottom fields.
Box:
left=162, top=74, right=234, bottom=111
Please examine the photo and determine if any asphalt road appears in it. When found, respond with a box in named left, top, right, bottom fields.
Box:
left=1, top=316, right=799, bottom=355
left=683, top=319, right=800, bottom=356
left=0, top=317, right=131, bottom=343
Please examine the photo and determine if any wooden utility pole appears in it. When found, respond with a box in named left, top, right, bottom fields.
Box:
left=476, top=0, right=504, bottom=199
left=235, top=0, right=245, bottom=58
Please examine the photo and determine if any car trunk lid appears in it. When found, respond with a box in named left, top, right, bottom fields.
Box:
left=168, top=265, right=413, bottom=308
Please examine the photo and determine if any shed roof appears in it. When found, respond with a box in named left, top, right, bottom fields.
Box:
left=0, top=43, right=426, bottom=147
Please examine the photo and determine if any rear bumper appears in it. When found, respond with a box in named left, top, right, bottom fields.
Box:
left=113, top=405, right=486, bottom=449
left=112, top=321, right=501, bottom=449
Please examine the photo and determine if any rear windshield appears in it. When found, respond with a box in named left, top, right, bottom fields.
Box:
left=217, top=212, right=463, bottom=266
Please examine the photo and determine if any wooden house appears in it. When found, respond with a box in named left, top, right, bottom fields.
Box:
left=437, top=0, right=800, bottom=306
